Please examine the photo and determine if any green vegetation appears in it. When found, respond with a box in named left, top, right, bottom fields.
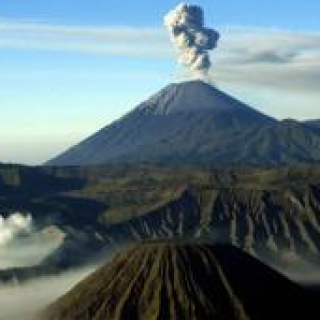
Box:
left=1, top=163, right=320, bottom=226
left=0, top=163, right=320, bottom=282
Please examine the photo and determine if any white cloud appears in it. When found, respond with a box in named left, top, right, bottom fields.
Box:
left=212, top=26, right=320, bottom=93
left=0, top=213, right=63, bottom=268
left=0, top=19, right=319, bottom=119
left=1, top=19, right=319, bottom=93
left=0, top=266, right=96, bottom=320
left=0, top=213, right=32, bottom=246
left=209, top=27, right=320, bottom=119
left=0, top=18, right=171, bottom=56
left=0, top=240, right=60, bottom=269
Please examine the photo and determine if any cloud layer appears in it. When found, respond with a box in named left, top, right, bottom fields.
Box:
left=0, top=266, right=96, bottom=320
left=0, top=18, right=319, bottom=118
left=213, top=26, right=320, bottom=92
left=1, top=19, right=319, bottom=90
left=0, top=18, right=169, bottom=56
left=0, top=212, right=62, bottom=269
left=0, top=213, right=32, bottom=246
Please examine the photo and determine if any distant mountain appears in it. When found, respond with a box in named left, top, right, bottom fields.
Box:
left=40, top=243, right=318, bottom=320
left=305, top=120, right=320, bottom=130
left=47, top=80, right=320, bottom=166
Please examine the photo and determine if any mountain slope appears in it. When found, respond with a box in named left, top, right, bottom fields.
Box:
left=46, top=81, right=271, bottom=166
left=40, top=243, right=317, bottom=320
left=102, top=184, right=320, bottom=263
left=226, top=119, right=320, bottom=164
left=1, top=164, right=320, bottom=283
left=47, top=80, right=320, bottom=166
left=305, top=119, right=320, bottom=130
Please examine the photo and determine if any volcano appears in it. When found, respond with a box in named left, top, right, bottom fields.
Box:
left=40, top=243, right=317, bottom=320
left=47, top=81, right=320, bottom=166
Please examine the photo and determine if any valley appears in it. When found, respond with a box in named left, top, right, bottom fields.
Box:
left=1, top=163, right=320, bottom=282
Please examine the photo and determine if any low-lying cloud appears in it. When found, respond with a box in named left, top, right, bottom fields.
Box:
left=0, top=213, right=78, bottom=320
left=269, top=256, right=320, bottom=285
left=0, top=242, right=119, bottom=320
left=0, top=239, right=60, bottom=270
left=0, top=212, right=61, bottom=269
left=0, top=213, right=32, bottom=246
left=0, top=266, right=96, bottom=320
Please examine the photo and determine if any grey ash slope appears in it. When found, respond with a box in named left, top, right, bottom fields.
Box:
left=47, top=81, right=320, bottom=166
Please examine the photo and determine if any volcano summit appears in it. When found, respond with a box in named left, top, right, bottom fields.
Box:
left=48, top=81, right=320, bottom=166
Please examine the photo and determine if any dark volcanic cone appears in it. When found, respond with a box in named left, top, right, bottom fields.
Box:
left=40, top=243, right=316, bottom=320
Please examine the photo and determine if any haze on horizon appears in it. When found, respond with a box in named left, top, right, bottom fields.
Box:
left=1, top=0, right=320, bottom=165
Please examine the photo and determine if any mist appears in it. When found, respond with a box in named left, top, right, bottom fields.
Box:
left=0, top=212, right=32, bottom=246
left=254, top=247, right=320, bottom=285
left=0, top=212, right=63, bottom=269
left=0, top=239, right=60, bottom=269
left=0, top=212, right=92, bottom=319
left=271, top=258, right=320, bottom=285
left=0, top=266, right=97, bottom=320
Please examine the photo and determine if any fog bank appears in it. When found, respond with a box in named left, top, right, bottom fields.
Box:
left=0, top=266, right=96, bottom=320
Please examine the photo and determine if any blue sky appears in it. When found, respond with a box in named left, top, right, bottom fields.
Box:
left=1, top=0, right=320, bottom=164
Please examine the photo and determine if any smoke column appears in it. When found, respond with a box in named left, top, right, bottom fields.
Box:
left=164, top=3, right=220, bottom=79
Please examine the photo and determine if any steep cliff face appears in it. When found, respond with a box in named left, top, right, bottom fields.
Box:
left=199, top=186, right=320, bottom=260
left=1, top=164, right=320, bottom=282
left=102, top=185, right=320, bottom=263
left=40, top=243, right=317, bottom=320
left=104, top=189, right=201, bottom=242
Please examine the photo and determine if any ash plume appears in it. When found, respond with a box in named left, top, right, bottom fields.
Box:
left=164, top=3, right=220, bottom=79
